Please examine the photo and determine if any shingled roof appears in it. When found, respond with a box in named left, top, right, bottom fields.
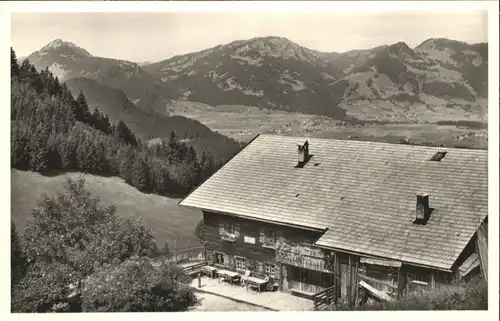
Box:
left=180, top=134, right=488, bottom=271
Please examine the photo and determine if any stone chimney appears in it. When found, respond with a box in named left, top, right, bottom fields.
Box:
left=297, top=141, right=309, bottom=167
left=415, top=193, right=431, bottom=224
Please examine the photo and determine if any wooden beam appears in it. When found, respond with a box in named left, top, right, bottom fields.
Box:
left=359, top=281, right=394, bottom=302
left=314, top=245, right=452, bottom=272
left=348, top=255, right=352, bottom=306
left=278, top=263, right=284, bottom=291
left=397, top=266, right=404, bottom=298
left=358, top=274, right=398, bottom=289
left=354, top=260, right=359, bottom=304
left=194, top=209, right=326, bottom=232
left=335, top=252, right=340, bottom=301
left=360, top=257, right=402, bottom=268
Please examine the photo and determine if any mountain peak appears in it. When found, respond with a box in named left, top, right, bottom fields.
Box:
left=231, top=35, right=326, bottom=66
left=387, top=41, right=412, bottom=52
left=416, top=38, right=469, bottom=50
left=40, top=39, right=92, bottom=57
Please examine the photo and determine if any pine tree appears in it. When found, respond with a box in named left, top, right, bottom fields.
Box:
left=76, top=132, right=100, bottom=173
left=46, top=133, right=62, bottom=171
left=58, top=134, right=77, bottom=170
left=11, top=124, right=31, bottom=170
left=11, top=48, right=20, bottom=78
left=29, top=65, right=43, bottom=94
left=11, top=222, right=26, bottom=287
left=29, top=125, right=50, bottom=172
left=131, top=154, right=150, bottom=192
left=91, top=107, right=101, bottom=130
left=18, top=59, right=31, bottom=83
left=115, top=120, right=136, bottom=146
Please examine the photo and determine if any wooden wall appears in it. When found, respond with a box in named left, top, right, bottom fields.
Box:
left=202, top=211, right=323, bottom=282
left=202, top=210, right=460, bottom=302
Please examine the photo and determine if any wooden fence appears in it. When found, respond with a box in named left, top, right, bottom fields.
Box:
left=312, top=284, right=337, bottom=310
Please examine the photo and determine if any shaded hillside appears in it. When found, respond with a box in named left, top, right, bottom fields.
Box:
left=65, top=77, right=243, bottom=162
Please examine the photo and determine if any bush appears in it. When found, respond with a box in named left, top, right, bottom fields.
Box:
left=330, top=276, right=487, bottom=311
left=12, top=177, right=197, bottom=312
left=81, top=258, right=197, bottom=312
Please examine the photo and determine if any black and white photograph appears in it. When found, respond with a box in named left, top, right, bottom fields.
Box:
left=3, top=0, right=499, bottom=317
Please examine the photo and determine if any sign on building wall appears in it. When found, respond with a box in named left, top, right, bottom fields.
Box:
left=244, top=236, right=256, bottom=244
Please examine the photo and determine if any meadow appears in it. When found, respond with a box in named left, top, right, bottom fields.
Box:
left=11, top=170, right=202, bottom=251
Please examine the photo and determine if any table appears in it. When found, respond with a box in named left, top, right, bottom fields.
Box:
left=217, top=270, right=241, bottom=285
left=245, top=276, right=267, bottom=293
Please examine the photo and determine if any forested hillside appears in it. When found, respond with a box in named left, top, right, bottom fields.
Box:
left=11, top=48, right=242, bottom=197
left=64, top=77, right=242, bottom=162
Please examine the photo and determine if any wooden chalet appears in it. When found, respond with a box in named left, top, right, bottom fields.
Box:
left=179, top=134, right=487, bottom=306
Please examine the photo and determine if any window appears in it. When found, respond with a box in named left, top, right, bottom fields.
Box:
left=215, top=252, right=225, bottom=265
left=429, top=151, right=447, bottom=161
left=260, top=227, right=277, bottom=247
left=235, top=257, right=247, bottom=272
left=219, top=222, right=238, bottom=241
left=225, top=222, right=235, bottom=234
left=265, top=263, right=277, bottom=278
left=256, top=260, right=264, bottom=273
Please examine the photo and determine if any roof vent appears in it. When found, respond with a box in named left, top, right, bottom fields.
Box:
left=430, top=151, right=447, bottom=161
left=296, top=140, right=310, bottom=168
left=414, top=193, right=432, bottom=225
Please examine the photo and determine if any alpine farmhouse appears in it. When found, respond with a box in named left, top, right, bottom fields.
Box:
left=179, top=134, right=488, bottom=304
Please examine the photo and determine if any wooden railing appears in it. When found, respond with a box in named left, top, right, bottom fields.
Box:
left=312, top=285, right=337, bottom=311
left=154, top=246, right=205, bottom=264
left=221, top=231, right=237, bottom=242
left=276, top=249, right=330, bottom=272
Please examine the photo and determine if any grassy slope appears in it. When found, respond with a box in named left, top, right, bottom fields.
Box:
left=11, top=170, right=202, bottom=250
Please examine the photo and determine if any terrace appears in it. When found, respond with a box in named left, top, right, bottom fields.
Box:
left=191, top=276, right=314, bottom=311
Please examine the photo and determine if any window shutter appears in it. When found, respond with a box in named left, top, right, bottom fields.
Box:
left=257, top=261, right=264, bottom=273
left=259, top=229, right=265, bottom=243
left=224, top=254, right=230, bottom=267
left=219, top=222, right=224, bottom=235
left=234, top=223, right=240, bottom=238
left=206, top=250, right=214, bottom=263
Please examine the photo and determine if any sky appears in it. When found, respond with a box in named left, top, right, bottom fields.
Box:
left=11, top=11, right=488, bottom=63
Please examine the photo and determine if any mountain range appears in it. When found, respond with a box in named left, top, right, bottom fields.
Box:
left=24, top=36, right=488, bottom=131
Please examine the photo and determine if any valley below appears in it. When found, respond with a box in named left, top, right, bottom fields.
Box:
left=168, top=100, right=488, bottom=149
